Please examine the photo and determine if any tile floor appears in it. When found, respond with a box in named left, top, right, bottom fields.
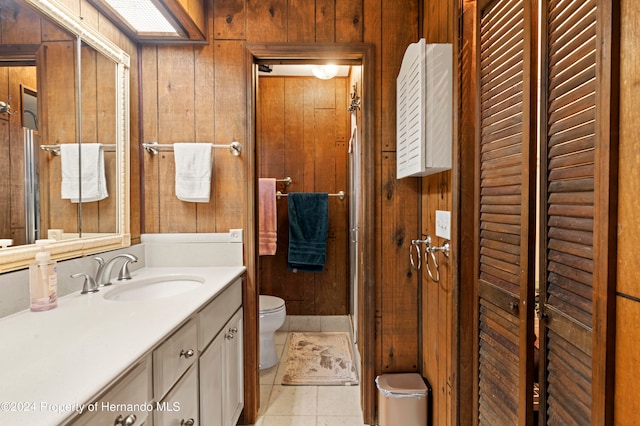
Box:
left=252, top=316, right=369, bottom=426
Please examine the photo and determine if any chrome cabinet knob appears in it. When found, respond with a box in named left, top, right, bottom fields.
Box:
left=180, top=349, right=195, bottom=359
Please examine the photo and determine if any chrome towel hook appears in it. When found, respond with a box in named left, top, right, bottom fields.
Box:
left=425, top=237, right=450, bottom=283
left=410, top=235, right=430, bottom=270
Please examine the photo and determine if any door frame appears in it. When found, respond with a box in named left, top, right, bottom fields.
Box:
left=243, top=42, right=376, bottom=424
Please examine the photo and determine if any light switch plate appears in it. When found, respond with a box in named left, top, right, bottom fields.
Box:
left=436, top=210, right=451, bottom=240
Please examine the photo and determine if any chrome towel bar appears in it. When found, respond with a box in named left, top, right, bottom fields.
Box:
left=276, top=191, right=345, bottom=201
left=40, top=143, right=116, bottom=156
left=142, top=141, right=242, bottom=156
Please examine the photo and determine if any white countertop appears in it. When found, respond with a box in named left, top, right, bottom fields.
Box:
left=0, top=266, right=245, bottom=425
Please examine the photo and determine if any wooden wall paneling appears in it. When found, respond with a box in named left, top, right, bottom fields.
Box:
left=213, top=40, right=246, bottom=232
left=213, top=0, right=246, bottom=40
left=335, top=0, right=363, bottom=43
left=0, top=118, right=9, bottom=240
left=314, top=106, right=338, bottom=314
left=141, top=46, right=160, bottom=233
left=422, top=173, right=441, bottom=424
left=1, top=0, right=42, bottom=44
left=380, top=0, right=419, bottom=151
left=95, top=50, right=117, bottom=233
left=246, top=0, right=287, bottom=43
left=437, top=171, right=453, bottom=426
left=194, top=31, right=216, bottom=233
left=157, top=45, right=196, bottom=233
left=42, top=41, right=78, bottom=233
left=457, top=1, right=479, bottom=425
left=258, top=77, right=286, bottom=301
left=381, top=152, right=420, bottom=372
left=592, top=0, right=619, bottom=423
left=80, top=44, right=100, bottom=233
left=282, top=78, right=309, bottom=312
left=315, top=0, right=335, bottom=42
left=287, top=0, right=315, bottom=42
left=614, top=296, right=640, bottom=423
left=616, top=0, right=640, bottom=300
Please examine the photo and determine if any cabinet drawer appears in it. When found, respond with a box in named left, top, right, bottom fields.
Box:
left=198, top=278, right=242, bottom=349
left=71, top=356, right=152, bottom=425
left=153, top=318, right=197, bottom=399
left=154, top=364, right=199, bottom=426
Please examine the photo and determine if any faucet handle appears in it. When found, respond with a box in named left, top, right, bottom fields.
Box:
left=116, top=257, right=137, bottom=281
left=71, top=273, right=98, bottom=294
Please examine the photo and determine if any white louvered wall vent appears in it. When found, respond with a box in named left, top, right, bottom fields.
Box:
left=396, top=40, right=452, bottom=178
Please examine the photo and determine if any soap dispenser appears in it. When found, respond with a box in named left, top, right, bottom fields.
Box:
left=29, top=239, right=58, bottom=311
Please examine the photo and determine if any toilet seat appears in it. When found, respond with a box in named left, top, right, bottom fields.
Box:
left=260, top=295, right=285, bottom=314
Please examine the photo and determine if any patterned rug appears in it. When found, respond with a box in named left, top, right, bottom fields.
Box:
left=282, top=332, right=359, bottom=386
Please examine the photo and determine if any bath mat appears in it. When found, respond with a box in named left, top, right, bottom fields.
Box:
left=282, top=332, right=359, bottom=386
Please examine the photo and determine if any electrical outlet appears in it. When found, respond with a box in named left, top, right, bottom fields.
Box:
left=436, top=210, right=451, bottom=240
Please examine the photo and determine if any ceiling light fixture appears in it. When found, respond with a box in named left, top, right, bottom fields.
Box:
left=98, top=0, right=179, bottom=35
left=311, top=64, right=339, bottom=80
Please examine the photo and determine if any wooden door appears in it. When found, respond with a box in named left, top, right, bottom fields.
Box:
left=539, top=0, right=617, bottom=424
left=474, top=0, right=537, bottom=424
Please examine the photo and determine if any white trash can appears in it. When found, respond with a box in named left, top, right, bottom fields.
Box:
left=376, top=373, right=429, bottom=426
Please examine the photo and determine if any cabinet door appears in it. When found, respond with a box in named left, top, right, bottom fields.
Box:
left=199, top=330, right=225, bottom=426
left=224, top=308, right=244, bottom=426
left=154, top=364, right=198, bottom=426
left=475, top=0, right=537, bottom=424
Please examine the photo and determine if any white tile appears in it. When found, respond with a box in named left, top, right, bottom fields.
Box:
left=274, top=330, right=289, bottom=345
left=260, top=365, right=277, bottom=385
left=279, top=316, right=291, bottom=332
left=320, top=316, right=352, bottom=332
left=289, top=315, right=321, bottom=331
left=260, top=416, right=317, bottom=426
left=259, top=385, right=273, bottom=416
left=317, top=416, right=368, bottom=426
left=267, top=385, right=318, bottom=416
left=317, top=386, right=362, bottom=416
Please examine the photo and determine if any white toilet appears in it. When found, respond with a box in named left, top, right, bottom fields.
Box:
left=259, top=295, right=286, bottom=370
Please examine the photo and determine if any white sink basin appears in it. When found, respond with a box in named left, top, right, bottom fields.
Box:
left=103, top=275, right=204, bottom=301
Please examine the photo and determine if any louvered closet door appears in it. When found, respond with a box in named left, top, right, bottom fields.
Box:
left=539, top=0, right=601, bottom=424
left=476, top=0, right=536, bottom=425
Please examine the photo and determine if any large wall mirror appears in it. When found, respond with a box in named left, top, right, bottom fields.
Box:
left=0, top=0, right=130, bottom=272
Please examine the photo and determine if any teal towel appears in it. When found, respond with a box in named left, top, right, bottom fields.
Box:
left=287, top=193, right=329, bottom=272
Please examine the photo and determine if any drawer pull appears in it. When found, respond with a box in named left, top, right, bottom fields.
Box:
left=181, top=418, right=195, bottom=426
left=226, top=326, right=238, bottom=340
left=114, top=414, right=137, bottom=425
left=180, top=349, right=195, bottom=359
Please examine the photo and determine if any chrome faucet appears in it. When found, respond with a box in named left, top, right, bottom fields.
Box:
left=94, top=253, right=138, bottom=287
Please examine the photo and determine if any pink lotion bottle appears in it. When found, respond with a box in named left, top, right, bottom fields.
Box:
left=29, top=239, right=58, bottom=311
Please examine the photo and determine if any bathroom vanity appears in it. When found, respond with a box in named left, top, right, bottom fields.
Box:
left=0, top=266, right=245, bottom=425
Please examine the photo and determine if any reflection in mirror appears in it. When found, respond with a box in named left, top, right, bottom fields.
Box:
left=1, top=0, right=119, bottom=245
left=0, top=0, right=130, bottom=273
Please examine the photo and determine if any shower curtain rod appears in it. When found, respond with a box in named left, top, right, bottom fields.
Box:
left=276, top=190, right=345, bottom=201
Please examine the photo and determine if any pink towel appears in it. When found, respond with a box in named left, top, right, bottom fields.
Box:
left=259, top=178, right=277, bottom=255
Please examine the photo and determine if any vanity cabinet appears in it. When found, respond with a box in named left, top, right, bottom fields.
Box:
left=67, top=277, right=243, bottom=426
left=200, top=308, right=244, bottom=426
left=71, top=356, right=152, bottom=426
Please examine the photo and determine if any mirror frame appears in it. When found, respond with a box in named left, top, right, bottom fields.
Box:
left=0, top=0, right=131, bottom=273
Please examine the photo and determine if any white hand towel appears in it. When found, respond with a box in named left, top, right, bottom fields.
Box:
left=60, top=143, right=108, bottom=203
left=174, top=143, right=212, bottom=202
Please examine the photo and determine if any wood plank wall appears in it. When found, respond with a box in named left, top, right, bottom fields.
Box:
left=420, top=1, right=455, bottom=426
left=615, top=0, right=640, bottom=423
left=257, top=76, right=350, bottom=316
